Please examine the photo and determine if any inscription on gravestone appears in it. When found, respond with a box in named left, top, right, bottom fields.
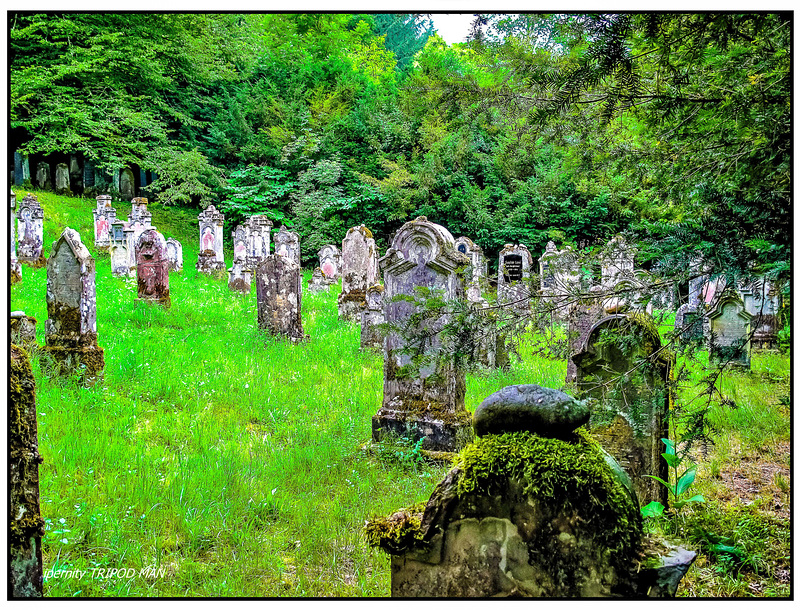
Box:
left=503, top=254, right=523, bottom=282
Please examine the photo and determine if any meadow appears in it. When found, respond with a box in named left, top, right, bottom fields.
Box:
left=9, top=191, right=791, bottom=597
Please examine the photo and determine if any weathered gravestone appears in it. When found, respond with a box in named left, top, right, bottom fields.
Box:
left=16, top=194, right=45, bottom=267
left=14, top=151, right=30, bottom=186
left=454, top=236, right=486, bottom=303
left=372, top=217, right=471, bottom=451
left=10, top=190, right=22, bottom=283
left=10, top=312, right=37, bottom=350
left=339, top=225, right=380, bottom=322
left=69, top=155, right=83, bottom=193
left=83, top=160, right=96, bottom=195
left=135, top=229, right=171, bottom=308
left=318, top=244, right=341, bottom=282
left=128, top=197, right=153, bottom=242
left=93, top=195, right=117, bottom=251
left=109, top=220, right=136, bottom=277
left=565, top=289, right=606, bottom=385
left=705, top=293, right=752, bottom=368
left=738, top=277, right=781, bottom=350
left=35, top=162, right=51, bottom=191
left=42, top=228, right=105, bottom=383
left=165, top=238, right=183, bottom=272
left=601, top=235, right=636, bottom=290
left=360, top=284, right=385, bottom=350
left=366, top=383, right=695, bottom=598
left=228, top=259, right=253, bottom=294
left=232, top=224, right=249, bottom=262
left=497, top=244, right=533, bottom=310
left=255, top=254, right=306, bottom=342
left=197, top=205, right=226, bottom=276
left=539, top=241, right=580, bottom=320
left=274, top=225, right=301, bottom=265
left=55, top=163, right=71, bottom=195
left=572, top=313, right=673, bottom=505
left=119, top=168, right=135, bottom=200
left=245, top=215, right=273, bottom=269
left=673, top=263, right=708, bottom=344
left=10, top=344, right=45, bottom=598
left=306, top=267, right=329, bottom=294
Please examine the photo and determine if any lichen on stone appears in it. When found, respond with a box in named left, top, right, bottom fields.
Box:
left=364, top=501, right=427, bottom=553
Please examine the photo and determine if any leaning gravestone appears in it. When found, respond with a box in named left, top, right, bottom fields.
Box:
left=306, top=267, right=329, bottom=294
left=705, top=293, right=752, bottom=368
left=10, top=312, right=37, bottom=350
left=497, top=243, right=533, bottom=310
left=165, top=238, right=183, bottom=272
left=318, top=244, right=341, bottom=282
left=135, top=229, right=171, bottom=308
left=35, top=162, right=51, bottom=191
left=360, top=284, right=385, bottom=350
left=338, top=225, right=380, bottom=322
left=55, top=163, right=71, bottom=195
left=454, top=236, right=486, bottom=303
left=372, top=217, right=470, bottom=451
left=109, top=220, right=136, bottom=277
left=256, top=254, right=305, bottom=341
left=367, top=383, right=695, bottom=598
left=93, top=195, right=117, bottom=251
left=10, top=190, right=22, bottom=283
left=16, top=193, right=45, bottom=267
left=274, top=225, right=301, bottom=265
left=572, top=313, right=672, bottom=505
left=42, top=228, right=105, bottom=383
left=228, top=259, right=253, bottom=294
left=196, top=205, right=226, bottom=276
left=119, top=168, right=135, bottom=200
left=10, top=344, right=45, bottom=598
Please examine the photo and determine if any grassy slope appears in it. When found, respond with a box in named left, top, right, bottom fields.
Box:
left=9, top=190, right=790, bottom=597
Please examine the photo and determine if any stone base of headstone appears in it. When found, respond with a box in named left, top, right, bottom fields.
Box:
left=228, top=270, right=252, bottom=294
left=196, top=250, right=226, bottom=278
left=21, top=255, right=48, bottom=269
left=10, top=312, right=37, bottom=350
left=40, top=345, right=105, bottom=385
left=11, top=261, right=22, bottom=284
left=338, top=291, right=366, bottom=322
left=10, top=344, right=45, bottom=598
left=751, top=313, right=778, bottom=350
left=360, top=309, right=385, bottom=350
left=371, top=403, right=472, bottom=452
left=134, top=294, right=171, bottom=309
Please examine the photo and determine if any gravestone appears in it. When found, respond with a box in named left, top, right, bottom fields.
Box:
left=360, top=284, right=385, bottom=350
left=338, top=225, right=380, bottom=322
left=197, top=205, right=226, bottom=276
left=318, top=244, right=341, bottom=282
left=42, top=228, right=105, bottom=383
left=14, top=151, right=30, bottom=186
left=367, top=384, right=695, bottom=598
left=306, top=267, right=330, bottom=294
left=93, top=195, right=117, bottom=251
left=255, top=254, right=305, bottom=341
left=372, top=217, right=470, bottom=451
left=232, top=224, right=249, bottom=262
left=454, top=236, right=487, bottom=302
left=572, top=313, right=673, bottom=505
left=738, top=278, right=781, bottom=350
left=119, top=168, right=135, bottom=200
left=16, top=193, right=45, bottom=267
left=128, top=197, right=153, bottom=242
left=245, top=215, right=273, bottom=269
left=539, top=241, right=580, bottom=319
left=705, top=293, right=752, bottom=368
left=69, top=155, right=82, bottom=192
left=135, top=229, right=171, bottom=308
left=10, top=312, right=37, bottom=349
left=83, top=160, right=96, bottom=191
left=10, top=190, right=22, bottom=283
left=165, top=238, right=183, bottom=272
left=674, top=305, right=704, bottom=344
left=10, top=344, right=45, bottom=598
left=565, top=289, right=605, bottom=384
left=274, top=225, right=301, bottom=265
left=109, top=221, right=136, bottom=277
left=55, top=163, right=70, bottom=195
left=228, top=259, right=253, bottom=294
left=35, top=162, right=51, bottom=191
left=497, top=244, right=533, bottom=310
left=601, top=235, right=636, bottom=290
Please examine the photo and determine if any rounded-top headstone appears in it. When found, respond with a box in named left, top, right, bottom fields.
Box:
left=473, top=384, right=589, bottom=438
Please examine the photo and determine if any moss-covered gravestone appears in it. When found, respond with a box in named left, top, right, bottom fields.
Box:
left=572, top=313, right=673, bottom=506
left=360, top=284, right=385, bottom=349
left=228, top=259, right=253, bottom=294
left=10, top=345, right=45, bottom=597
left=338, top=225, right=379, bottom=322
left=10, top=311, right=37, bottom=350
left=366, top=384, right=694, bottom=597
left=372, top=217, right=470, bottom=451
left=705, top=293, right=752, bottom=368
left=255, top=254, right=306, bottom=342
left=42, top=227, right=105, bottom=383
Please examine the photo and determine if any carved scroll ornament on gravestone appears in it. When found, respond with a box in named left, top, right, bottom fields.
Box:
left=135, top=229, right=171, bottom=308
left=338, top=225, right=380, bottom=322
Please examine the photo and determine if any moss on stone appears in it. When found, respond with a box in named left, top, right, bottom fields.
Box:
left=387, top=398, right=472, bottom=427
left=364, top=501, right=427, bottom=553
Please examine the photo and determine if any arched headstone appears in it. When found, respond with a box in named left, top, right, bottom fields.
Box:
left=197, top=205, right=225, bottom=275
left=274, top=225, right=300, bottom=265
left=119, top=168, right=135, bottom=200
left=318, top=244, right=341, bottom=281
left=497, top=244, right=533, bottom=310
left=16, top=193, right=45, bottom=266
left=165, top=238, right=183, bottom=272
left=705, top=293, right=752, bottom=368
left=338, top=225, right=379, bottom=322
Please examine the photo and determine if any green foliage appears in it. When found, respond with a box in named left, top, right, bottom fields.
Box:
left=643, top=437, right=705, bottom=517
left=218, top=164, right=297, bottom=230
left=146, top=148, right=223, bottom=208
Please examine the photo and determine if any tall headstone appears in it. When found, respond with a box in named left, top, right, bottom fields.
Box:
left=165, top=238, right=183, bottom=272
left=274, top=225, right=301, bottom=265
left=228, top=259, right=253, bottom=294
left=245, top=215, right=273, bottom=269
left=112, top=168, right=121, bottom=195
left=10, top=190, right=22, bottom=283
left=135, top=229, right=171, bottom=308
left=197, top=205, right=225, bottom=276
left=14, top=151, right=30, bottom=186
left=601, top=235, right=636, bottom=290
left=35, top=162, right=51, bottom=191
left=10, top=344, right=45, bottom=598
left=10, top=312, right=38, bottom=350
left=16, top=193, right=45, bottom=267
left=539, top=241, right=580, bottom=319
left=454, top=236, right=486, bottom=302
left=83, top=160, right=96, bottom=190
left=318, top=244, right=341, bottom=282
left=128, top=197, right=153, bottom=242
left=255, top=254, right=305, bottom=341
left=738, top=277, right=781, bottom=349
left=338, top=225, right=380, bottom=322
left=55, top=163, right=70, bottom=195
left=42, top=228, right=105, bottom=383
left=109, top=220, right=136, bottom=277
left=372, top=217, right=470, bottom=451
left=69, top=155, right=82, bottom=193
left=572, top=313, right=673, bottom=505
left=93, top=195, right=117, bottom=251
left=705, top=293, right=752, bottom=368
left=119, top=168, right=135, bottom=200
left=360, top=284, right=385, bottom=350
left=565, top=289, right=605, bottom=384
left=497, top=244, right=533, bottom=310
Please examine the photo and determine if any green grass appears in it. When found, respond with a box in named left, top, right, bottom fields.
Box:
left=11, top=191, right=790, bottom=597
